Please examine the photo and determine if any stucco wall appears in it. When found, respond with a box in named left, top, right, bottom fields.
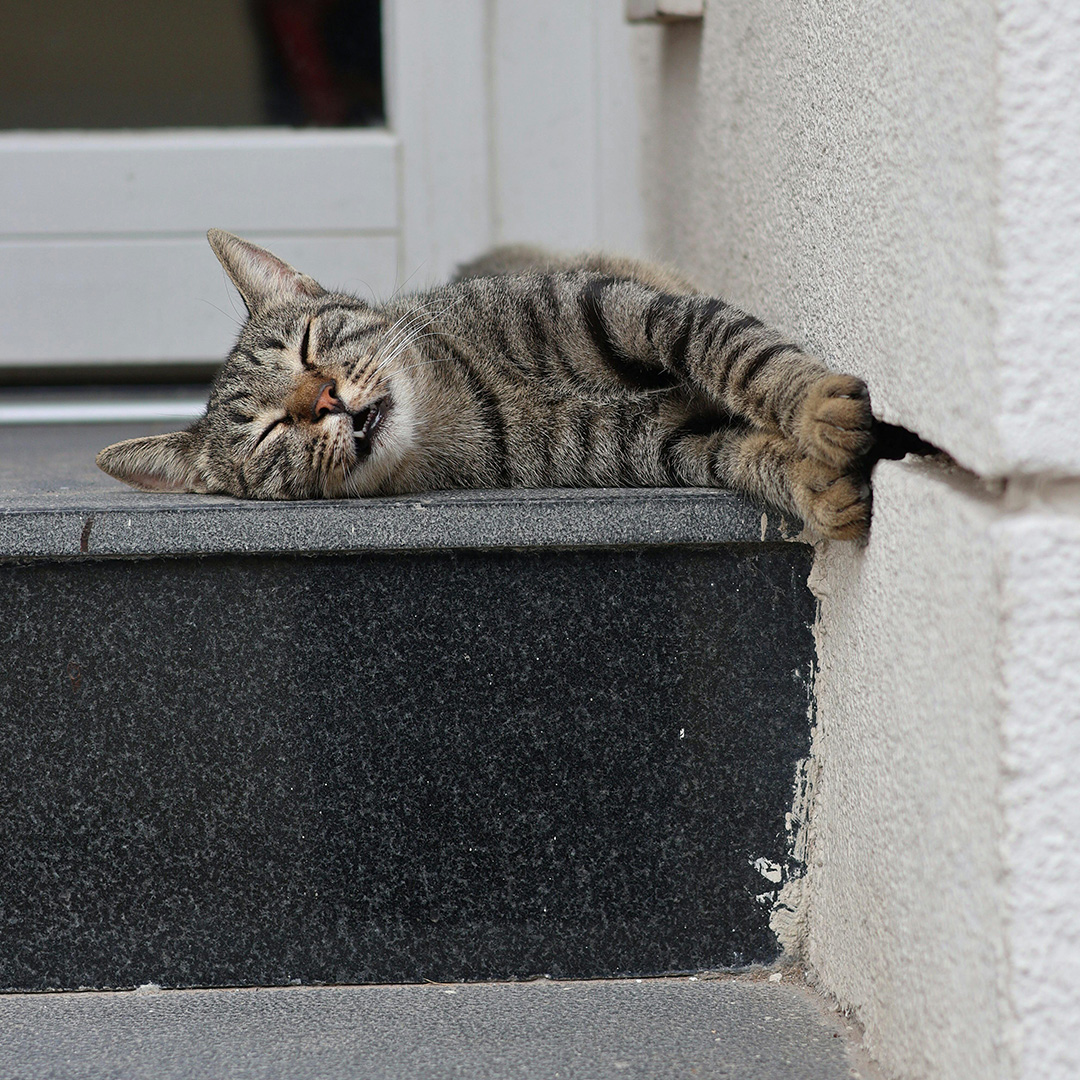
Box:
left=809, top=466, right=1080, bottom=1080
left=809, top=463, right=1080, bottom=1080
left=634, top=2, right=1000, bottom=473
left=809, top=460, right=1011, bottom=1080
left=995, top=0, right=1080, bottom=474
left=998, top=503, right=1080, bottom=1080
left=631, top=4, right=1080, bottom=1079
left=634, top=0, right=1080, bottom=479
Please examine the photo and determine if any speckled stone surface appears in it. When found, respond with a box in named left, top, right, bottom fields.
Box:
left=0, top=543, right=815, bottom=992
left=0, top=978, right=874, bottom=1080
left=0, top=423, right=802, bottom=558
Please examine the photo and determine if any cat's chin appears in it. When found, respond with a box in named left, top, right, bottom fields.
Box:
left=327, top=399, right=405, bottom=497
left=331, top=458, right=396, bottom=498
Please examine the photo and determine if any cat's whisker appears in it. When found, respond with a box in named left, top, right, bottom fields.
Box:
left=381, top=293, right=462, bottom=345
left=375, top=301, right=469, bottom=367
left=369, top=331, right=436, bottom=377
left=379, top=308, right=426, bottom=351
left=377, top=319, right=431, bottom=366
left=387, top=296, right=464, bottom=343
left=380, top=333, right=448, bottom=372
left=375, top=294, right=467, bottom=358
left=369, top=312, right=435, bottom=374
left=393, top=355, right=457, bottom=376
left=385, top=260, right=430, bottom=304
left=350, top=306, right=449, bottom=383
left=310, top=439, right=325, bottom=487
left=199, top=297, right=245, bottom=330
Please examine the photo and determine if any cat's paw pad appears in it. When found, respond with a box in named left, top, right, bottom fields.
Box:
left=795, top=374, right=873, bottom=472
left=793, top=457, right=871, bottom=542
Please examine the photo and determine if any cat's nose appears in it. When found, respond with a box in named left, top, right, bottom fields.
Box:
left=312, top=381, right=344, bottom=421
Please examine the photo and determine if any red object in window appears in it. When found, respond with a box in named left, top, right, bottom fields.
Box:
left=262, top=0, right=348, bottom=126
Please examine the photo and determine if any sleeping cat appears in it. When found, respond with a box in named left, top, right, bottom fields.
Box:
left=97, top=230, right=874, bottom=540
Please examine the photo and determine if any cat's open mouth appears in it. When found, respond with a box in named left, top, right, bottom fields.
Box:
left=352, top=396, right=391, bottom=460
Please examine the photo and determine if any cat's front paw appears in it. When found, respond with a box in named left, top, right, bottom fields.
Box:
left=792, top=455, right=871, bottom=542
left=795, top=374, right=873, bottom=473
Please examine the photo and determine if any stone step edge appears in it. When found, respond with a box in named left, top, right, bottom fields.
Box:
left=0, top=488, right=803, bottom=561
left=0, top=975, right=877, bottom=1080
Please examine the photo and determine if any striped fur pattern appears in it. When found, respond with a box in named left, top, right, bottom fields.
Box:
left=97, top=231, right=874, bottom=540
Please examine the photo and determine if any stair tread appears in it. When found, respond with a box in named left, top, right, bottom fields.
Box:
left=0, top=977, right=870, bottom=1080
left=0, top=423, right=801, bottom=558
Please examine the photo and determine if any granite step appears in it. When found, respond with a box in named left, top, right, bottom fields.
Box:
left=0, top=423, right=816, bottom=992
left=0, top=976, right=877, bottom=1080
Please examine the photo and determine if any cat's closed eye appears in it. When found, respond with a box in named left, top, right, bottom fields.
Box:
left=298, top=320, right=313, bottom=367
left=254, top=417, right=288, bottom=450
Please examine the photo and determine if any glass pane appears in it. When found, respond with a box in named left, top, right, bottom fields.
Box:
left=1, top=0, right=383, bottom=129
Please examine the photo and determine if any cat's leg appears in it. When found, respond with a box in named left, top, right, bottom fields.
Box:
left=661, top=421, right=871, bottom=541
left=440, top=272, right=874, bottom=485
left=563, top=276, right=874, bottom=479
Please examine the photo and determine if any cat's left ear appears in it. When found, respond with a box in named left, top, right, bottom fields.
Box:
left=207, top=229, right=326, bottom=316
left=96, top=430, right=208, bottom=493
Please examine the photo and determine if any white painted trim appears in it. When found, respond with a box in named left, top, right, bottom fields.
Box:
left=0, top=128, right=397, bottom=152
left=0, top=234, right=400, bottom=365
left=489, top=1, right=600, bottom=250
left=0, top=129, right=399, bottom=236
left=0, top=400, right=206, bottom=425
left=484, top=0, right=649, bottom=255
left=383, top=0, right=492, bottom=287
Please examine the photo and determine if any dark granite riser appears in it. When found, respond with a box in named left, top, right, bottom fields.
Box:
left=0, top=542, right=815, bottom=992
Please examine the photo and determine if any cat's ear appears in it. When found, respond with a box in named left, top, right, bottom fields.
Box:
left=96, top=430, right=208, bottom=494
left=207, top=229, right=326, bottom=315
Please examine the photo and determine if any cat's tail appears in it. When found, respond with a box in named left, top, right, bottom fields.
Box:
left=868, top=419, right=941, bottom=464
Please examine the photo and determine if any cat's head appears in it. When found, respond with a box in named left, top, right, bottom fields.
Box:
left=97, top=230, right=419, bottom=499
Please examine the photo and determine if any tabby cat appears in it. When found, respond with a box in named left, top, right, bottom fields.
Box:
left=97, top=230, right=874, bottom=540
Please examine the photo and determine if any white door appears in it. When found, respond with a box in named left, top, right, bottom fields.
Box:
left=0, top=0, right=493, bottom=381
left=0, top=1, right=649, bottom=381
left=0, top=128, right=400, bottom=372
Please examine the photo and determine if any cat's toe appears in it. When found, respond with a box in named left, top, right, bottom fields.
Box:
left=814, top=476, right=872, bottom=542
left=794, top=457, right=872, bottom=542
left=796, top=373, right=874, bottom=472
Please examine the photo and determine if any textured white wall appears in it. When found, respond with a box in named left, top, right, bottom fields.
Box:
left=995, top=1, right=1080, bottom=474
left=809, top=461, right=1011, bottom=1080
left=809, top=465, right=1080, bottom=1080
left=630, top=3, right=1080, bottom=1078
left=631, top=1, right=1080, bottom=478
left=999, top=506, right=1080, bottom=1080
left=634, top=2, right=1001, bottom=472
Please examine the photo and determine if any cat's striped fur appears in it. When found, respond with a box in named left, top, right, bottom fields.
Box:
left=97, top=230, right=874, bottom=540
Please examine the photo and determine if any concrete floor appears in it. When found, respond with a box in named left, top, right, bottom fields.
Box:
left=0, top=976, right=877, bottom=1080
